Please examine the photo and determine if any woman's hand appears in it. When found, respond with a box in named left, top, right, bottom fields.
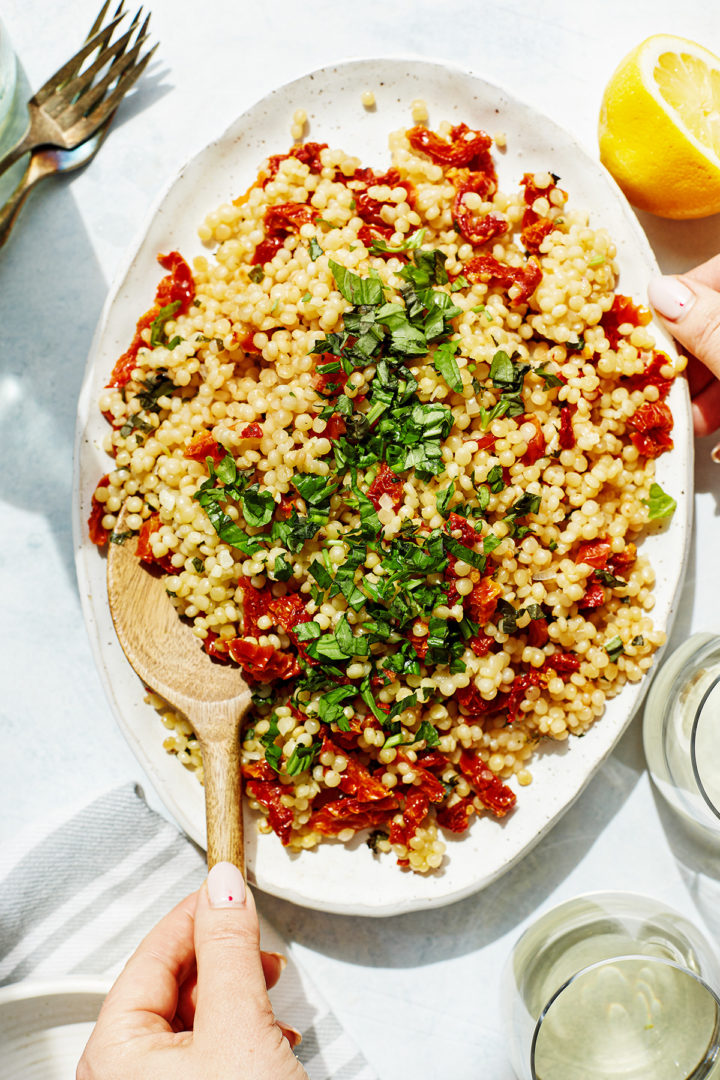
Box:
left=649, top=255, right=720, bottom=440
left=77, top=862, right=309, bottom=1080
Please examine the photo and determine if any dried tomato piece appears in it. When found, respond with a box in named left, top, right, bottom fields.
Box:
left=463, top=254, right=542, bottom=305
left=237, top=579, right=272, bottom=636
left=600, top=294, right=651, bottom=350
left=266, top=593, right=309, bottom=633
left=108, top=252, right=196, bottom=388
left=397, top=757, right=446, bottom=805
left=527, top=618, right=549, bottom=648
left=521, top=414, right=546, bottom=464
left=319, top=736, right=390, bottom=802
left=309, top=795, right=398, bottom=836
left=246, top=779, right=295, bottom=844
left=546, top=652, right=581, bottom=676
left=252, top=202, right=315, bottom=266
left=558, top=404, right=576, bottom=449
left=609, top=543, right=637, bottom=570
left=184, top=431, right=226, bottom=464
left=519, top=173, right=566, bottom=254
left=358, top=222, right=396, bottom=254
left=323, top=414, right=346, bottom=441
left=436, top=797, right=475, bottom=834
left=242, top=758, right=277, bottom=782
left=262, top=142, right=329, bottom=184
left=458, top=752, right=516, bottom=817
left=624, top=351, right=674, bottom=400
left=407, top=123, right=494, bottom=168
left=575, top=538, right=611, bottom=569
left=389, top=790, right=430, bottom=848
left=505, top=670, right=544, bottom=723
left=627, top=401, right=674, bottom=458
left=408, top=630, right=429, bottom=660
left=313, top=354, right=349, bottom=400
left=202, top=630, right=231, bottom=663
left=465, top=578, right=503, bottom=626
left=88, top=475, right=111, bottom=546
left=456, top=683, right=501, bottom=718
left=239, top=422, right=263, bottom=439
left=470, top=632, right=495, bottom=657
left=227, top=638, right=301, bottom=682
left=453, top=173, right=508, bottom=246
left=367, top=462, right=404, bottom=510
left=580, top=576, right=606, bottom=610
left=447, top=512, right=480, bottom=548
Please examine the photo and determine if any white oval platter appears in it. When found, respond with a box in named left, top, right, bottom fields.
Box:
left=73, top=57, right=692, bottom=917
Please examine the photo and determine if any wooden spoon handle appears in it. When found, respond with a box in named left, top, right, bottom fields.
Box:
left=201, top=735, right=245, bottom=872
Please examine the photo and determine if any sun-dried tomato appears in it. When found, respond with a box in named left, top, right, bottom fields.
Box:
left=245, top=779, right=295, bottom=844
left=252, top=202, right=315, bottom=266
left=367, top=462, right=404, bottom=510
left=408, top=630, right=429, bottom=660
left=575, top=537, right=611, bottom=569
left=627, top=401, right=674, bottom=458
left=456, top=683, right=501, bottom=718
left=470, top=631, right=495, bottom=657
left=358, top=222, right=397, bottom=254
left=453, top=173, right=508, bottom=246
left=319, top=735, right=391, bottom=802
left=471, top=432, right=497, bottom=452
left=309, top=795, right=398, bottom=836
left=624, top=351, right=674, bottom=400
left=436, top=797, right=475, bottom=834
left=505, top=670, right=544, bottom=723
left=389, top=789, right=430, bottom=848
left=446, top=512, right=480, bottom=548
left=202, top=630, right=231, bottom=663
left=313, top=354, right=349, bottom=399
left=519, top=173, right=566, bottom=254
left=465, top=578, right=503, bottom=626
left=580, top=576, right=606, bottom=610
left=408, top=123, right=494, bottom=169
left=184, top=431, right=226, bottom=464
left=396, top=756, right=446, bottom=804
left=262, top=142, right=329, bottom=184
left=108, top=252, right=196, bottom=388
left=242, top=758, right=277, bottom=782
left=546, top=651, right=581, bottom=676
left=155, top=251, right=196, bottom=311
left=600, top=294, right=651, bottom=350
left=609, top=543, right=637, bottom=570
left=521, top=414, right=546, bottom=464
left=88, top=475, right=111, bottom=546
left=415, top=750, right=446, bottom=772
left=236, top=579, right=271, bottom=636
left=463, top=254, right=542, bottom=305
left=323, top=414, right=346, bottom=441
left=558, top=404, right=576, bottom=449
left=227, top=639, right=301, bottom=682
left=458, top=751, right=516, bottom=817
left=527, top=618, right=549, bottom=648
left=239, top=422, right=263, bottom=439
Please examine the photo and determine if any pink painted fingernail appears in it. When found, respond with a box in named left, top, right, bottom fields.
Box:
left=207, top=862, right=246, bottom=907
left=648, top=275, right=696, bottom=321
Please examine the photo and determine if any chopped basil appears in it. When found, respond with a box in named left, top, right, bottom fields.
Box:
left=436, top=480, right=455, bottom=518
left=149, top=301, right=182, bottom=347
left=604, top=635, right=624, bottom=662
left=249, top=265, right=265, bottom=283
left=433, top=339, right=463, bottom=393
left=309, top=237, right=324, bottom=261
left=643, top=483, right=676, bottom=522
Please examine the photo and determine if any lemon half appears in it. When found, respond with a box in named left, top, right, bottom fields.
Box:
left=599, top=34, right=720, bottom=219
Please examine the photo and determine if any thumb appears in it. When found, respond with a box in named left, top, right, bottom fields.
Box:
left=648, top=273, right=720, bottom=436
left=192, top=862, right=274, bottom=1045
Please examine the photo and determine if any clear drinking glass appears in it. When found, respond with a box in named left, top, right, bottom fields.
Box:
left=643, top=633, right=720, bottom=834
left=0, top=17, right=18, bottom=151
left=503, top=892, right=720, bottom=1080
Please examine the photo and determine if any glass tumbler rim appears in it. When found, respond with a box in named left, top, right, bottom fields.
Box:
left=529, top=952, right=720, bottom=1080
left=690, top=668, right=720, bottom=824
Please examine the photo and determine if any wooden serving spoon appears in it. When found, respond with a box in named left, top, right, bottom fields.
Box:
left=107, top=503, right=252, bottom=870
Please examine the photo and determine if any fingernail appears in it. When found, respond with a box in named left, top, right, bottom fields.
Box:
left=269, top=951, right=288, bottom=971
left=207, top=862, right=246, bottom=907
left=648, top=275, right=696, bottom=321
left=281, top=1025, right=302, bottom=1047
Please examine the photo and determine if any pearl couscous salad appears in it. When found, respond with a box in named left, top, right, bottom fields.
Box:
left=90, top=119, right=682, bottom=873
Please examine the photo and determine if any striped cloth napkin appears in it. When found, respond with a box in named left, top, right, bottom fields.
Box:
left=0, top=783, right=378, bottom=1080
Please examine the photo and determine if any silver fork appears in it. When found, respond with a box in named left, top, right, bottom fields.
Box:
left=0, top=1, right=157, bottom=180
left=0, top=124, right=112, bottom=249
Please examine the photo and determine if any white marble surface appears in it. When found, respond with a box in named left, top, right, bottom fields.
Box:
left=3, top=2, right=720, bottom=1077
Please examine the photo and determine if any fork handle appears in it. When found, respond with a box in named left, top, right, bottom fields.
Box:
left=0, top=128, right=35, bottom=183
left=0, top=151, right=56, bottom=250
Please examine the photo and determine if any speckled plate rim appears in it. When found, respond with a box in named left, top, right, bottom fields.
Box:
left=72, top=55, right=693, bottom=917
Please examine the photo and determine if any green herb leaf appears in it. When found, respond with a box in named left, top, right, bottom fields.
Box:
left=329, top=260, right=384, bottom=306
left=150, top=301, right=182, bottom=347
left=433, top=339, right=463, bottom=393
left=605, top=635, right=624, bottom=662
left=436, top=481, right=455, bottom=518
left=249, top=265, right=265, bottom=283
left=309, top=238, right=324, bottom=261
left=241, top=485, right=275, bottom=528
left=643, top=483, right=676, bottom=522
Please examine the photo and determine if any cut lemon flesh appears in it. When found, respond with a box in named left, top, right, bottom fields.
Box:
left=599, top=34, right=720, bottom=219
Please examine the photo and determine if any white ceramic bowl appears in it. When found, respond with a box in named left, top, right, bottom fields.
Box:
left=0, top=978, right=110, bottom=1080
left=73, top=56, right=693, bottom=916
